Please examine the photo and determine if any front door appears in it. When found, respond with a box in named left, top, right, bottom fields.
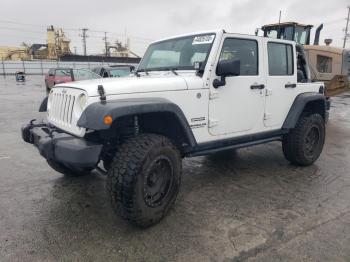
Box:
left=208, top=35, right=266, bottom=136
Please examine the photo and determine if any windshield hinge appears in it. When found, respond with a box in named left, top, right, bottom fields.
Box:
left=265, top=89, right=272, bottom=96
left=264, top=113, right=272, bottom=120
left=209, top=91, right=219, bottom=100
left=208, top=119, right=219, bottom=128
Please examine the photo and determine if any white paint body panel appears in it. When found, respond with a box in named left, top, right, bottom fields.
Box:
left=208, top=34, right=266, bottom=136
left=49, top=30, right=321, bottom=144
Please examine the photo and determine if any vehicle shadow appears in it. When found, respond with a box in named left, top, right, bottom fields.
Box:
left=36, top=141, right=325, bottom=260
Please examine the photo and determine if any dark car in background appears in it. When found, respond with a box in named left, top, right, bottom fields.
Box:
left=45, top=68, right=101, bottom=91
left=92, top=65, right=135, bottom=78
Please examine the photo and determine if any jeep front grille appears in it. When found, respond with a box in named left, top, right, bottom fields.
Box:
left=47, top=87, right=86, bottom=137
left=49, top=93, right=75, bottom=125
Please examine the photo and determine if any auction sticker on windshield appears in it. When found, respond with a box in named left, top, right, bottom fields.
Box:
left=192, top=35, right=215, bottom=45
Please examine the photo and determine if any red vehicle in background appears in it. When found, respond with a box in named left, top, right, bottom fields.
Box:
left=44, top=68, right=101, bottom=92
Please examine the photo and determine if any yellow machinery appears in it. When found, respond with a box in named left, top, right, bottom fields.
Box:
left=0, top=26, right=71, bottom=61
left=261, top=22, right=350, bottom=96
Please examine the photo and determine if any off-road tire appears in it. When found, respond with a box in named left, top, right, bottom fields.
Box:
left=282, top=113, right=325, bottom=166
left=107, top=134, right=182, bottom=228
left=47, top=159, right=92, bottom=177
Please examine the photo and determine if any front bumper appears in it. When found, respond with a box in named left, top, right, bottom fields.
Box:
left=21, top=120, right=102, bottom=169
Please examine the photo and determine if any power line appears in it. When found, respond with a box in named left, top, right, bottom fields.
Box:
left=0, top=26, right=44, bottom=34
left=323, top=18, right=345, bottom=25
left=0, top=19, right=46, bottom=28
left=0, top=19, right=154, bottom=41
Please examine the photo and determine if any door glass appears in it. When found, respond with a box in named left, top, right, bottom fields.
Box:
left=267, top=42, right=294, bottom=75
left=219, top=38, right=258, bottom=75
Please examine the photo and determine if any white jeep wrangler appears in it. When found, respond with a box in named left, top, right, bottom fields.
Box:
left=22, top=30, right=330, bottom=227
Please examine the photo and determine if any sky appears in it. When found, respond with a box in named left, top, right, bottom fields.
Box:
left=0, top=0, right=348, bottom=56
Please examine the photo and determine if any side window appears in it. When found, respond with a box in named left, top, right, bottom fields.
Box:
left=219, top=38, right=258, bottom=75
left=267, top=42, right=294, bottom=75
left=316, top=55, right=332, bottom=73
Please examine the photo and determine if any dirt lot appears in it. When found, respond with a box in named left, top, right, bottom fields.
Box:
left=0, top=75, right=350, bottom=261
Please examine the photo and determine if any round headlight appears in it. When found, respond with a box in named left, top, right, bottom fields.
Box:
left=78, top=93, right=87, bottom=110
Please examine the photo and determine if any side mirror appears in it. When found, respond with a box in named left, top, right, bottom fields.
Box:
left=213, top=59, right=240, bottom=88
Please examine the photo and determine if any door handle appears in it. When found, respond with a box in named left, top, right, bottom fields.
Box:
left=250, top=84, right=265, bottom=90
left=285, top=83, right=296, bottom=88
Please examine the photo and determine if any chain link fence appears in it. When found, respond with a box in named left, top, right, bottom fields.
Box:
left=1, top=60, right=136, bottom=75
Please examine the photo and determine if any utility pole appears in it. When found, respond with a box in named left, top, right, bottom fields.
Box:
left=343, top=6, right=350, bottom=48
left=103, top=32, right=108, bottom=56
left=79, top=28, right=88, bottom=56
left=278, top=10, right=282, bottom=37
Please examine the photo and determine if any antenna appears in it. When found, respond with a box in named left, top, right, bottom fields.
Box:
left=278, top=10, right=282, bottom=24
left=343, top=6, right=350, bottom=48
left=278, top=10, right=282, bottom=37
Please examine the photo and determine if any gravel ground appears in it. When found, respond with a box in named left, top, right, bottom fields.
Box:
left=0, top=75, right=350, bottom=262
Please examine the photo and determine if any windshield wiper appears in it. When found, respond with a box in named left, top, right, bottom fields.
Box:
left=160, top=68, right=178, bottom=75
left=134, top=69, right=149, bottom=77
left=170, top=68, right=178, bottom=76
left=133, top=70, right=141, bottom=77
left=136, top=68, right=179, bottom=75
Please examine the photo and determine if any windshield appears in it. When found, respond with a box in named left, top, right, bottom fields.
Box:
left=73, top=69, right=101, bottom=81
left=294, top=26, right=309, bottom=45
left=109, top=68, right=130, bottom=77
left=137, top=33, right=216, bottom=72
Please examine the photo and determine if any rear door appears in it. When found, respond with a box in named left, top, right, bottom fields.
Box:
left=263, top=39, right=298, bottom=127
left=208, top=35, right=266, bottom=136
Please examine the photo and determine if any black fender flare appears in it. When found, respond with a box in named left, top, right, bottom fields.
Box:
left=282, top=92, right=326, bottom=129
left=77, top=98, right=197, bottom=147
left=39, top=96, right=48, bottom=112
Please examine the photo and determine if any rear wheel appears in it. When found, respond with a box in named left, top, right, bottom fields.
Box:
left=282, top=113, right=325, bottom=166
left=107, top=134, right=182, bottom=227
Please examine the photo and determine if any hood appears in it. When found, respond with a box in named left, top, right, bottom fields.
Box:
left=56, top=73, right=191, bottom=97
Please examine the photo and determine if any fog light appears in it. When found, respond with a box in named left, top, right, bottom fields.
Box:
left=104, top=115, right=113, bottom=125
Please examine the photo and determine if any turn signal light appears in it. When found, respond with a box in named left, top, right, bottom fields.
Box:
left=103, top=115, right=113, bottom=125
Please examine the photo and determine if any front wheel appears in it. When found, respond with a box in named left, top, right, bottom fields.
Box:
left=282, top=113, right=325, bottom=166
left=107, top=134, right=182, bottom=227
